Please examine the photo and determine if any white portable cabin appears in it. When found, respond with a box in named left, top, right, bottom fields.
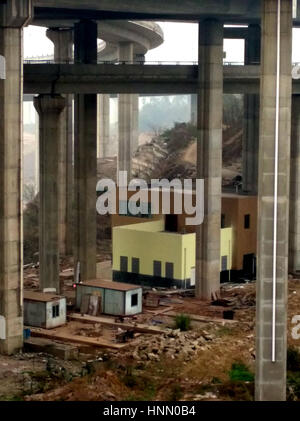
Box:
left=24, top=291, right=66, bottom=329
left=75, top=280, right=142, bottom=316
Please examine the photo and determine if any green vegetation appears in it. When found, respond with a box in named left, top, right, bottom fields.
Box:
left=122, top=366, right=156, bottom=401
left=175, top=314, right=191, bottom=331
left=228, top=362, right=255, bottom=383
left=287, top=346, right=300, bottom=372
left=287, top=346, right=300, bottom=401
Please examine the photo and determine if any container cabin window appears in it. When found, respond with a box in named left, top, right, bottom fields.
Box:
left=131, top=293, right=138, bottom=307
left=244, top=214, right=250, bottom=229
left=52, top=304, right=59, bottom=318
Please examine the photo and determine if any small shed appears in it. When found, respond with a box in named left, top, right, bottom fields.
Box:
left=75, top=280, right=142, bottom=316
left=24, top=291, right=66, bottom=329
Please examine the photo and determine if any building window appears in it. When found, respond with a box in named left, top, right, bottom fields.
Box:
left=165, top=214, right=178, bottom=232
left=132, top=257, right=140, bottom=274
left=131, top=293, right=138, bottom=307
left=221, top=256, right=228, bottom=272
left=52, top=304, right=59, bottom=318
left=221, top=214, right=225, bottom=228
left=153, top=260, right=162, bottom=277
left=165, top=262, right=174, bottom=279
left=120, top=256, right=128, bottom=272
left=244, top=214, right=250, bottom=229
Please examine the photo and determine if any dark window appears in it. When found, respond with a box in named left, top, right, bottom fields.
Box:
left=221, top=256, right=228, bottom=272
left=165, top=214, right=178, bottom=232
left=221, top=214, right=225, bottom=228
left=52, top=304, right=59, bottom=318
left=244, top=214, right=250, bottom=229
left=131, top=293, right=138, bottom=307
left=120, top=256, right=128, bottom=272
left=153, top=260, right=162, bottom=277
left=165, top=262, right=174, bottom=279
left=132, top=257, right=140, bottom=274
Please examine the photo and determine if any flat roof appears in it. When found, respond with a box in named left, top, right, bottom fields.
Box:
left=24, top=291, right=64, bottom=303
left=222, top=193, right=257, bottom=199
left=78, top=279, right=141, bottom=292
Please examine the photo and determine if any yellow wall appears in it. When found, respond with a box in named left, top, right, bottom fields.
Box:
left=113, top=221, right=233, bottom=280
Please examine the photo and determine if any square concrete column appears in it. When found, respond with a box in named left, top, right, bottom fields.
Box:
left=118, top=42, right=134, bottom=176
left=242, top=24, right=261, bottom=194
left=289, top=95, right=300, bottom=273
left=34, top=95, right=66, bottom=294
left=256, top=0, right=292, bottom=401
left=0, top=0, right=32, bottom=355
left=195, top=19, right=223, bottom=300
left=74, top=20, right=98, bottom=281
left=97, top=94, right=110, bottom=158
left=46, top=28, right=74, bottom=256
left=131, top=93, right=139, bottom=155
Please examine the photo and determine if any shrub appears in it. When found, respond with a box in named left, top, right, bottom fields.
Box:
left=168, top=384, right=183, bottom=401
left=175, top=314, right=191, bottom=331
left=229, top=362, right=254, bottom=382
left=287, top=347, right=300, bottom=372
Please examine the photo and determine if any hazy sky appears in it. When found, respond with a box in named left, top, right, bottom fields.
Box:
left=24, top=22, right=300, bottom=63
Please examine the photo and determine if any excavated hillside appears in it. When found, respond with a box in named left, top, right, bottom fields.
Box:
left=132, top=123, right=242, bottom=185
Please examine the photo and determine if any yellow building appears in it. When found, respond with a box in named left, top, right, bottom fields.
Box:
left=112, top=219, right=233, bottom=288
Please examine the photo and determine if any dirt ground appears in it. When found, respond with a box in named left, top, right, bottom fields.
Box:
left=1, top=275, right=299, bottom=401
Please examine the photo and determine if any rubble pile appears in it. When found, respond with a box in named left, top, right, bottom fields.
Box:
left=117, top=329, right=218, bottom=364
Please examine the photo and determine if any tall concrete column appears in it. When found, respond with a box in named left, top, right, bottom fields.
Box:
left=196, top=19, right=223, bottom=301
left=289, top=96, right=300, bottom=273
left=131, top=53, right=142, bottom=156
left=74, top=20, right=98, bottom=281
left=97, top=94, right=110, bottom=158
left=256, top=0, right=292, bottom=401
left=0, top=0, right=32, bottom=355
left=118, top=42, right=134, bottom=176
left=46, top=28, right=74, bottom=256
left=242, top=24, right=261, bottom=194
left=131, top=93, right=139, bottom=155
left=34, top=95, right=66, bottom=294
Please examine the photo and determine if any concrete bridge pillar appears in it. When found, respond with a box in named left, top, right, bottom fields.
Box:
left=118, top=42, right=134, bottom=176
left=97, top=94, right=110, bottom=158
left=242, top=24, right=261, bottom=194
left=131, top=53, right=143, bottom=156
left=0, top=0, right=32, bottom=355
left=74, top=20, right=97, bottom=281
left=46, top=28, right=74, bottom=256
left=34, top=94, right=66, bottom=294
left=195, top=19, right=223, bottom=300
left=256, top=0, right=292, bottom=401
left=289, top=95, right=300, bottom=273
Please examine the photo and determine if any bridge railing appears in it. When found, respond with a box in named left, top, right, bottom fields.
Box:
left=23, top=59, right=300, bottom=66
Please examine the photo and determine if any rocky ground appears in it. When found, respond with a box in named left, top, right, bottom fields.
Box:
left=1, top=278, right=299, bottom=401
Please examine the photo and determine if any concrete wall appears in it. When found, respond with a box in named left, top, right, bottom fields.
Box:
left=222, top=195, right=257, bottom=270
left=45, top=299, right=66, bottom=328
left=125, top=289, right=142, bottom=316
